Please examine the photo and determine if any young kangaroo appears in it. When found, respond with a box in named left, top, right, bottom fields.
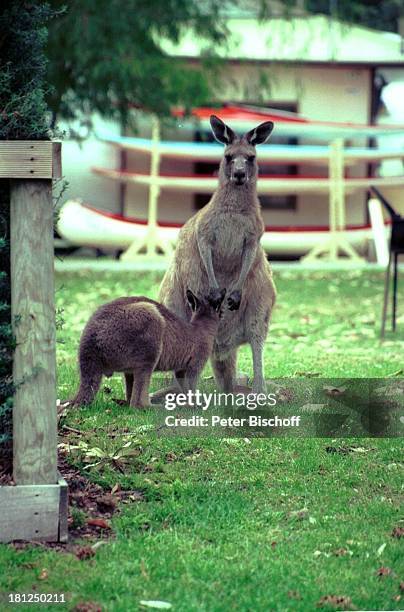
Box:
left=159, top=115, right=276, bottom=394
left=73, top=289, right=225, bottom=408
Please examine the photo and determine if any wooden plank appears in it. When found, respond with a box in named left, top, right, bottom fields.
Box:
left=0, top=484, right=60, bottom=542
left=0, top=141, right=61, bottom=179
left=10, top=180, right=57, bottom=485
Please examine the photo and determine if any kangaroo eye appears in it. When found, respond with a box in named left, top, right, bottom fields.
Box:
left=225, top=155, right=232, bottom=163
left=248, top=155, right=255, bottom=162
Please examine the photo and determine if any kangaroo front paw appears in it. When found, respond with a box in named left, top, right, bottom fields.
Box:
left=227, top=290, right=241, bottom=311
left=208, top=287, right=226, bottom=310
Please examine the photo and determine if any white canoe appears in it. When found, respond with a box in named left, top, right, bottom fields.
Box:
left=57, top=199, right=387, bottom=256
left=99, top=134, right=404, bottom=164
left=92, top=166, right=404, bottom=195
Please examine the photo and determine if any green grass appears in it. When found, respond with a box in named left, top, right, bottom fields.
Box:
left=1, top=269, right=403, bottom=611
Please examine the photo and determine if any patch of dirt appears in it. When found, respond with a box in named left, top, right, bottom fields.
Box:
left=392, top=526, right=404, bottom=539
left=317, top=594, right=356, bottom=610
left=0, top=457, right=13, bottom=484
left=333, top=548, right=349, bottom=557
left=72, top=602, right=102, bottom=612
left=287, top=590, right=301, bottom=600
left=8, top=452, right=144, bottom=553
left=325, top=446, right=372, bottom=455
left=60, top=454, right=145, bottom=542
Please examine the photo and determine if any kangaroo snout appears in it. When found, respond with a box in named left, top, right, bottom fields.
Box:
left=233, top=169, right=246, bottom=185
left=231, top=158, right=247, bottom=185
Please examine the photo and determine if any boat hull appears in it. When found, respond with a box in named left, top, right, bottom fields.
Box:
left=58, top=199, right=385, bottom=256
left=91, top=166, right=404, bottom=195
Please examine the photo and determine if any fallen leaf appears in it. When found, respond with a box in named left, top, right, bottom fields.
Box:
left=288, top=590, right=302, bottom=600
left=377, top=543, right=386, bottom=556
left=91, top=541, right=108, bottom=551
left=392, top=526, right=404, bottom=539
left=96, top=494, right=118, bottom=513
left=317, top=594, right=355, bottom=609
left=333, top=548, right=349, bottom=556
left=294, top=371, right=321, bottom=377
left=72, top=602, right=102, bottom=612
left=38, top=568, right=48, bottom=580
left=325, top=446, right=370, bottom=455
left=323, top=386, right=347, bottom=397
left=165, top=452, right=177, bottom=462
left=87, top=518, right=111, bottom=529
left=290, top=507, right=309, bottom=520
left=74, top=546, right=96, bottom=560
left=376, top=566, right=392, bottom=577
left=276, top=387, right=294, bottom=402
left=139, top=601, right=172, bottom=610
left=127, top=491, right=145, bottom=502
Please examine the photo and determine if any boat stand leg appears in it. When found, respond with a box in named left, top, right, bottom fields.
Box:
left=335, top=236, right=364, bottom=262
left=302, top=238, right=331, bottom=262
left=302, top=234, right=364, bottom=263
left=381, top=252, right=392, bottom=340
left=120, top=231, right=174, bottom=261
left=392, top=252, right=398, bottom=332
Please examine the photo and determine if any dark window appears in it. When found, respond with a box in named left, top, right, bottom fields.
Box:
left=193, top=102, right=298, bottom=211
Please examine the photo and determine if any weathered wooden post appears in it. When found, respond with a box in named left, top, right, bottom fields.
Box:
left=0, top=141, right=68, bottom=542
left=11, top=179, right=57, bottom=484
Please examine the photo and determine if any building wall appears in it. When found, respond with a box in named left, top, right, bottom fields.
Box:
left=376, top=67, right=404, bottom=216
left=61, top=63, right=372, bottom=228
left=123, top=63, right=372, bottom=227
left=60, top=114, right=121, bottom=214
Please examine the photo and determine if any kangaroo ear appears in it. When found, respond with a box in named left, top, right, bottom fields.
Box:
left=186, top=289, right=200, bottom=312
left=210, top=115, right=236, bottom=145
left=245, top=121, right=274, bottom=146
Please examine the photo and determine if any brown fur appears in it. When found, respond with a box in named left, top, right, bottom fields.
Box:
left=159, top=116, right=277, bottom=394
left=73, top=291, right=225, bottom=408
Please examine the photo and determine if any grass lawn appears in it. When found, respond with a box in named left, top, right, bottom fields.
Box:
left=1, top=268, right=403, bottom=611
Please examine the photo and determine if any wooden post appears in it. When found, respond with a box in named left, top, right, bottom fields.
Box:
left=0, top=141, right=67, bottom=543
left=10, top=179, right=57, bottom=485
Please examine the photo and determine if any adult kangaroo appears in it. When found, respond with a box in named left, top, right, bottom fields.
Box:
left=159, top=115, right=276, bottom=394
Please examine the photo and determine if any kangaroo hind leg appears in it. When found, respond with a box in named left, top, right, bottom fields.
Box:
left=130, top=368, right=153, bottom=409
left=211, top=349, right=237, bottom=392
left=124, top=373, right=134, bottom=403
